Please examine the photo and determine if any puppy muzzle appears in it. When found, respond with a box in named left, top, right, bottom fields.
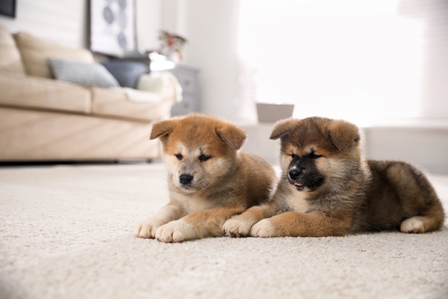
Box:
left=288, top=165, right=326, bottom=192
left=179, top=173, right=194, bottom=186
left=288, top=168, right=305, bottom=190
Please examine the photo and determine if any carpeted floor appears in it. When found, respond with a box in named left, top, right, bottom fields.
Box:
left=0, top=162, right=447, bottom=299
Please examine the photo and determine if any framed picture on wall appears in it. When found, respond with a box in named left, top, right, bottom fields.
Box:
left=0, top=0, right=16, bottom=18
left=90, top=0, right=136, bottom=57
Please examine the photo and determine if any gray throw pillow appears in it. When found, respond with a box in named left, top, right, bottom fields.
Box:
left=48, top=58, right=120, bottom=88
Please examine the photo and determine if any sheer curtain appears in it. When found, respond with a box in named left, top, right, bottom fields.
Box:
left=237, top=0, right=448, bottom=125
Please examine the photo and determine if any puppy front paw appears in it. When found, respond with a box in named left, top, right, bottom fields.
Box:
left=250, top=219, right=277, bottom=238
left=223, top=218, right=253, bottom=237
left=155, top=219, right=196, bottom=243
left=134, top=218, right=163, bottom=239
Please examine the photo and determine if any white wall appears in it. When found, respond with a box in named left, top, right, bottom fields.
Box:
left=0, top=0, right=87, bottom=48
left=135, top=0, right=161, bottom=51
left=0, top=0, right=161, bottom=51
left=164, top=0, right=448, bottom=124
left=180, top=0, right=242, bottom=121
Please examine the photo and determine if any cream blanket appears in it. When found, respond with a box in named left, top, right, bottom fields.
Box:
left=110, top=72, right=182, bottom=104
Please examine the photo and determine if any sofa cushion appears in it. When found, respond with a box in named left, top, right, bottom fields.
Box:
left=101, top=60, right=149, bottom=88
left=13, top=32, right=94, bottom=78
left=0, top=72, right=91, bottom=114
left=49, top=58, right=119, bottom=88
left=0, top=26, right=25, bottom=75
left=90, top=87, right=171, bottom=122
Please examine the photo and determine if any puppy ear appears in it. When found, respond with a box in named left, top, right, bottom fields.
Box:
left=328, top=120, right=360, bottom=151
left=270, top=118, right=297, bottom=140
left=216, top=123, right=247, bottom=150
left=150, top=120, right=174, bottom=140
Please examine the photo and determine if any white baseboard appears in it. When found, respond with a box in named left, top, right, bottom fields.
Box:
left=362, top=126, right=448, bottom=174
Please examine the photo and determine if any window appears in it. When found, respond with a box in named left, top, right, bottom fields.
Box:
left=238, top=0, right=448, bottom=125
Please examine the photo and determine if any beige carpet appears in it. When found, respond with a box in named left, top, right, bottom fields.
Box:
left=0, top=162, right=447, bottom=299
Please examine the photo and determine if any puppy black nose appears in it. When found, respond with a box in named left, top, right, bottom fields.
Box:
left=288, top=169, right=302, bottom=180
left=179, top=173, right=194, bottom=185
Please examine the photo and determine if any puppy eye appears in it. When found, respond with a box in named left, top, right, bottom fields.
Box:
left=175, top=153, right=183, bottom=160
left=199, top=154, right=211, bottom=162
left=290, top=153, right=299, bottom=159
left=309, top=152, right=322, bottom=159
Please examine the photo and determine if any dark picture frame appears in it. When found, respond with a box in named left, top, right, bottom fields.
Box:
left=0, top=0, right=16, bottom=18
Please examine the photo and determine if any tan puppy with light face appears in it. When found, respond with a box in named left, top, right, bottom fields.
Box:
left=223, top=116, right=445, bottom=238
left=134, top=114, right=277, bottom=242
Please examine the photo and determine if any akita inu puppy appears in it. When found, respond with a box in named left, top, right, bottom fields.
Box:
left=134, top=114, right=277, bottom=242
left=223, top=117, right=445, bottom=237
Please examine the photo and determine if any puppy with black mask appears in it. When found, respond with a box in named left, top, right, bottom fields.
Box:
left=223, top=117, right=445, bottom=237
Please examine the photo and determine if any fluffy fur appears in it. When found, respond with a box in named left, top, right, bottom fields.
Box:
left=223, top=116, right=445, bottom=238
left=134, top=114, right=277, bottom=242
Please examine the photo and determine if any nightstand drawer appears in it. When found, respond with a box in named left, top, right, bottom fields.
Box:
left=171, top=94, right=197, bottom=116
left=170, top=69, right=197, bottom=95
